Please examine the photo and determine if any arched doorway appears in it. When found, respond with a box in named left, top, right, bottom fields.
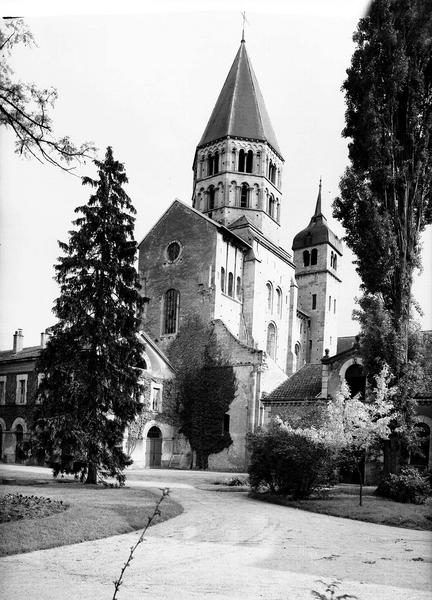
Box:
left=146, top=426, right=162, bottom=467
left=15, top=424, right=24, bottom=464
left=345, top=363, right=366, bottom=398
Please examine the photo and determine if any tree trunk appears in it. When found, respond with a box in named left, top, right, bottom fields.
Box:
left=356, top=464, right=364, bottom=507
left=196, top=452, right=208, bottom=470
left=86, top=461, right=97, bottom=484
left=383, top=434, right=401, bottom=476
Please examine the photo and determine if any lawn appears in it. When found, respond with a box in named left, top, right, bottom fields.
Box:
left=250, top=486, right=432, bottom=531
left=0, top=477, right=183, bottom=557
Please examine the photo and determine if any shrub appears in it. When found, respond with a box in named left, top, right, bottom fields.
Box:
left=247, top=425, right=336, bottom=499
left=375, top=466, right=432, bottom=504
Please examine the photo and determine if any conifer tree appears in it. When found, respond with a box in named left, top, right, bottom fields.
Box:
left=34, top=147, right=145, bottom=484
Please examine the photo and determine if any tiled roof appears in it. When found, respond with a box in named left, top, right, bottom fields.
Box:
left=198, top=41, right=282, bottom=157
left=266, top=364, right=323, bottom=402
left=0, top=346, right=41, bottom=363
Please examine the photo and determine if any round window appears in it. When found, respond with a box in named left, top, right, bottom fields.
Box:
left=166, top=241, right=181, bottom=262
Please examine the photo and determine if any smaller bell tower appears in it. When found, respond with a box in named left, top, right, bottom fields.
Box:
left=292, top=180, right=343, bottom=363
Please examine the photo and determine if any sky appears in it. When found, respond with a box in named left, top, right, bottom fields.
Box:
left=0, top=0, right=431, bottom=350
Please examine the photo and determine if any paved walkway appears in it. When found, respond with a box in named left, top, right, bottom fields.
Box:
left=0, top=466, right=431, bottom=599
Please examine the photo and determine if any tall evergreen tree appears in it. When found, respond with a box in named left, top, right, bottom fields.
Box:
left=333, top=0, right=432, bottom=472
left=168, top=318, right=237, bottom=470
left=34, top=147, right=145, bottom=484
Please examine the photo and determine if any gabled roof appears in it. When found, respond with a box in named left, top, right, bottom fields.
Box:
left=265, top=364, right=323, bottom=403
left=139, top=331, right=175, bottom=374
left=198, top=41, right=282, bottom=158
left=139, top=199, right=251, bottom=252
left=0, top=346, right=41, bottom=364
left=228, top=212, right=294, bottom=266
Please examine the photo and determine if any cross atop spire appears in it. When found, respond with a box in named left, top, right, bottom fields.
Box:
left=241, top=11, right=248, bottom=43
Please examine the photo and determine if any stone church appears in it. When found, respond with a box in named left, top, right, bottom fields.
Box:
left=135, top=38, right=345, bottom=471
left=0, top=39, right=430, bottom=472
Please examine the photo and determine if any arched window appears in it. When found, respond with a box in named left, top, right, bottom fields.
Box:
left=269, top=194, right=275, bottom=218
left=208, top=186, right=215, bottom=210
left=240, top=183, right=249, bottom=207
left=330, top=252, right=334, bottom=268
left=214, top=151, right=219, bottom=174
left=276, top=202, right=280, bottom=223
left=303, top=250, right=310, bottom=267
left=228, top=272, right=234, bottom=297
left=208, top=155, right=213, bottom=176
left=163, top=289, right=180, bottom=335
left=238, top=149, right=245, bottom=172
left=329, top=296, right=332, bottom=311
left=246, top=150, right=253, bottom=173
left=345, top=364, right=366, bottom=398
left=311, top=248, right=318, bottom=265
left=236, top=276, right=242, bottom=300
left=333, top=254, right=337, bottom=270
left=268, top=161, right=276, bottom=184
left=221, top=267, right=226, bottom=292
left=266, top=323, right=277, bottom=360
left=294, top=342, right=300, bottom=371
left=266, top=282, right=273, bottom=312
left=276, top=288, right=282, bottom=316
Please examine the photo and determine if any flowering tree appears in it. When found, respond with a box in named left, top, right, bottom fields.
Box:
left=277, top=365, right=396, bottom=505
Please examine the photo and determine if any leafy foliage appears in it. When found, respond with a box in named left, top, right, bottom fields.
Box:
left=168, top=317, right=237, bottom=470
left=33, top=147, right=145, bottom=484
left=333, top=1, right=432, bottom=472
left=334, top=0, right=432, bottom=329
left=0, top=17, right=95, bottom=170
left=375, top=466, right=432, bottom=504
left=248, top=423, right=336, bottom=499
left=275, top=366, right=395, bottom=504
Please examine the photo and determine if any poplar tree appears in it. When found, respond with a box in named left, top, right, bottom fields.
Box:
left=34, top=147, right=145, bottom=484
left=333, top=0, right=432, bottom=461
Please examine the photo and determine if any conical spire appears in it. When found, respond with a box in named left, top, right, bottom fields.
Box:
left=198, top=42, right=282, bottom=157
left=314, top=178, right=323, bottom=218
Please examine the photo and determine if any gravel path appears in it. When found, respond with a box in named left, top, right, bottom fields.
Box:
left=0, top=466, right=431, bottom=599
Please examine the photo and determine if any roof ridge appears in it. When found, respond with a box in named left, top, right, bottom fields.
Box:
left=227, top=45, right=242, bottom=137
left=245, top=47, right=265, bottom=142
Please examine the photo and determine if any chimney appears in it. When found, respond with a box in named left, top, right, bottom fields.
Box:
left=13, top=329, right=24, bottom=353
left=40, top=330, right=50, bottom=348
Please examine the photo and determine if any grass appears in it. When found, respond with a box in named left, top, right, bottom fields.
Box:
left=250, top=487, right=432, bottom=531
left=0, top=478, right=182, bottom=557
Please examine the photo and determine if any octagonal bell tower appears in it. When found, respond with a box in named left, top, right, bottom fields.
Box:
left=192, top=38, right=284, bottom=244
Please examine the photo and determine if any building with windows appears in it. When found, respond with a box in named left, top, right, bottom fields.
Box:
left=0, top=328, right=176, bottom=465
left=0, top=330, right=43, bottom=463
left=136, top=38, right=345, bottom=470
